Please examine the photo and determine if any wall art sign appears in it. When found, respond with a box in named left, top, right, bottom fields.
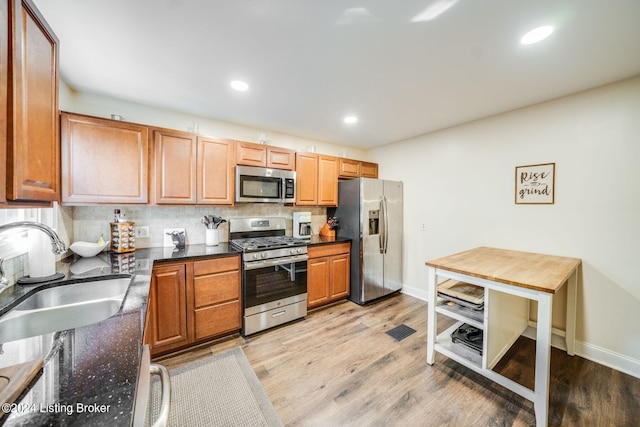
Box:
left=515, top=163, right=555, bottom=204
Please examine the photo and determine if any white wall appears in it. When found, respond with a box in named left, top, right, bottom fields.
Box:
left=59, top=86, right=367, bottom=160
left=370, top=76, right=640, bottom=376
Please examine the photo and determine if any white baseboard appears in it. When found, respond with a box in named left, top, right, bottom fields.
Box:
left=401, top=284, right=428, bottom=302
left=574, top=340, right=640, bottom=379
left=402, top=287, right=640, bottom=379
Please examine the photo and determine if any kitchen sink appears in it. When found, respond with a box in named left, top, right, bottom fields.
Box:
left=0, top=277, right=131, bottom=343
left=13, top=278, right=130, bottom=311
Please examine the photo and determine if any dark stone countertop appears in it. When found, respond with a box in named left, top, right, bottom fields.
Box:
left=0, top=243, right=240, bottom=426
left=307, top=235, right=351, bottom=246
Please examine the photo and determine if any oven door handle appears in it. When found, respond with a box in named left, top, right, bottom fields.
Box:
left=244, top=255, right=309, bottom=270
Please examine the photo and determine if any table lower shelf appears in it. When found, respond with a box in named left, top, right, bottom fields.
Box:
left=434, top=322, right=535, bottom=402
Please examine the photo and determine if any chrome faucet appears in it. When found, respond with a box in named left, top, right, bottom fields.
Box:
left=0, top=221, right=66, bottom=254
left=0, top=221, right=66, bottom=286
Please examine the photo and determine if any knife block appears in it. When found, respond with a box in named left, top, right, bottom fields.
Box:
left=319, top=223, right=335, bottom=237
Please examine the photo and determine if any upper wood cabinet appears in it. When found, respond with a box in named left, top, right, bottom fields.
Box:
left=317, top=155, right=338, bottom=206
left=295, top=153, right=338, bottom=206
left=295, top=153, right=318, bottom=205
left=152, top=127, right=235, bottom=205
left=338, top=158, right=360, bottom=178
left=4, top=0, right=59, bottom=203
left=361, top=161, right=379, bottom=178
left=236, top=141, right=295, bottom=170
left=338, top=158, right=379, bottom=179
left=197, top=137, right=235, bottom=205
left=153, top=128, right=197, bottom=204
left=1, top=0, right=8, bottom=204
left=60, top=113, right=149, bottom=204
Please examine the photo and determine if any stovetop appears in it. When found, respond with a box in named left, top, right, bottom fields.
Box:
left=230, top=236, right=307, bottom=252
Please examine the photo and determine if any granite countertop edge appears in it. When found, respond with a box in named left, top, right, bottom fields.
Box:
left=0, top=243, right=241, bottom=426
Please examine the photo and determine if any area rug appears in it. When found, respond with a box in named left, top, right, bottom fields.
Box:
left=146, top=347, right=283, bottom=427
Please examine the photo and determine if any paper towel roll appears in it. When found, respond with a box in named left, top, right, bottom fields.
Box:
left=28, top=229, right=56, bottom=277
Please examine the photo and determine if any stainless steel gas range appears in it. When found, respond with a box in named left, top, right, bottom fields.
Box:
left=229, top=217, right=308, bottom=335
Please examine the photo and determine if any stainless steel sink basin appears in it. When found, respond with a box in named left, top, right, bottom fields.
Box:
left=13, top=277, right=130, bottom=311
left=0, top=277, right=131, bottom=343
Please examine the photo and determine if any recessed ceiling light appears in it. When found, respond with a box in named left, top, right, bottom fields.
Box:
left=344, top=116, right=358, bottom=124
left=230, top=80, right=249, bottom=91
left=520, top=25, right=554, bottom=45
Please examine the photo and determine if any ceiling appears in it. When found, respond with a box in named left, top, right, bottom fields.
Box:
left=33, top=0, right=640, bottom=149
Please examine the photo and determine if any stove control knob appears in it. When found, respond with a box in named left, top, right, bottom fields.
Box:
left=261, top=252, right=268, bottom=259
left=289, top=249, right=296, bottom=255
left=298, top=248, right=304, bottom=254
left=253, top=254, right=259, bottom=260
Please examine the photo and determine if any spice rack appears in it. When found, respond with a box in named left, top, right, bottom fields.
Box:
left=110, top=222, right=136, bottom=253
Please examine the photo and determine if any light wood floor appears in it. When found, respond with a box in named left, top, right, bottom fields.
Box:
left=156, top=293, right=640, bottom=426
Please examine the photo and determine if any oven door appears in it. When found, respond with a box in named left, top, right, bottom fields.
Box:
left=243, top=255, right=308, bottom=309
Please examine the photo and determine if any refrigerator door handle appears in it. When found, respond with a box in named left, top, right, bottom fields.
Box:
left=379, top=196, right=385, bottom=253
left=382, top=195, right=389, bottom=254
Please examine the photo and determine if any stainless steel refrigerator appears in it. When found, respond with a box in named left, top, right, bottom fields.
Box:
left=331, top=178, right=403, bottom=305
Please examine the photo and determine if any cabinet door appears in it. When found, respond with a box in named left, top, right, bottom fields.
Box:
left=267, top=147, right=295, bottom=170
left=307, top=256, right=330, bottom=309
left=153, top=128, right=196, bottom=204
left=197, top=137, right=235, bottom=205
left=0, top=0, right=7, bottom=204
left=236, top=141, right=266, bottom=167
left=330, top=254, right=350, bottom=300
left=148, top=263, right=188, bottom=353
left=295, top=153, right=318, bottom=205
left=317, top=155, right=338, bottom=206
left=338, top=158, right=360, bottom=178
left=361, top=162, right=379, bottom=178
left=6, top=0, right=59, bottom=202
left=60, top=113, right=149, bottom=204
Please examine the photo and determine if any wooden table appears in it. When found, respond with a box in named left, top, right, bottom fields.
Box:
left=426, top=247, right=581, bottom=427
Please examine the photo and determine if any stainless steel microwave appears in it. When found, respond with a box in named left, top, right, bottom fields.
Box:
left=235, top=166, right=296, bottom=203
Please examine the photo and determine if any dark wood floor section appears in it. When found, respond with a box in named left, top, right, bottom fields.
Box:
left=157, top=294, right=640, bottom=426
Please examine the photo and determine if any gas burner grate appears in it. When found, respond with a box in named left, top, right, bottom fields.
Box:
left=231, top=236, right=307, bottom=251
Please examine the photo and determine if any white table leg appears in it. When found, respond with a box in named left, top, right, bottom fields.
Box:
left=565, top=269, right=578, bottom=356
left=426, top=266, right=437, bottom=365
left=534, top=292, right=553, bottom=427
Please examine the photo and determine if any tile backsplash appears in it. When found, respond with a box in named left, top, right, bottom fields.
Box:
left=67, top=205, right=327, bottom=249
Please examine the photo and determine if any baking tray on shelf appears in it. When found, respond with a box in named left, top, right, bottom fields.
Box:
left=437, top=279, right=484, bottom=310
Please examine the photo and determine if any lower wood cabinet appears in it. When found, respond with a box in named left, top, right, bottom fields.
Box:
left=146, top=263, right=189, bottom=352
left=144, top=255, right=241, bottom=356
left=307, top=242, right=350, bottom=309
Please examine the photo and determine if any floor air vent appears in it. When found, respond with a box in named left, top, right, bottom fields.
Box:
left=385, top=324, right=417, bottom=341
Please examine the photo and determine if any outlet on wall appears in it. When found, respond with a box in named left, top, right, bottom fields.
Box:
left=134, top=226, right=150, bottom=238
left=420, top=223, right=427, bottom=232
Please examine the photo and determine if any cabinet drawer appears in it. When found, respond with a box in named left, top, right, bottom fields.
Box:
left=194, top=300, right=241, bottom=340
left=194, top=271, right=240, bottom=308
left=308, top=242, right=350, bottom=259
left=193, top=256, right=240, bottom=276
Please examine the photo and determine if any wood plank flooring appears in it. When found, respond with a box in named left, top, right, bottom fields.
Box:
left=156, top=293, right=640, bottom=426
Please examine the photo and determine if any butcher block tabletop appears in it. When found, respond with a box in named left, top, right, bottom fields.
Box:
left=426, top=246, right=581, bottom=293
